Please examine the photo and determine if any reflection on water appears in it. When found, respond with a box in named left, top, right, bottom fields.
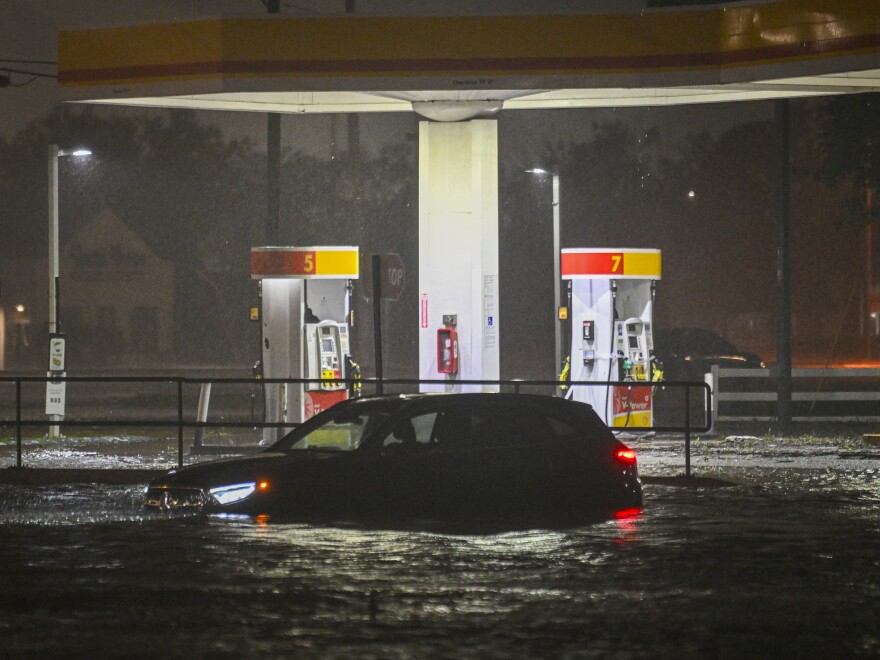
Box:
left=0, top=464, right=878, bottom=657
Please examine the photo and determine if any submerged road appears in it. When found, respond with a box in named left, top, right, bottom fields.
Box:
left=0, top=433, right=876, bottom=658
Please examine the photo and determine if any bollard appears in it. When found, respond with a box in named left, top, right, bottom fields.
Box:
left=705, top=367, right=717, bottom=436
left=177, top=380, right=184, bottom=468
left=16, top=379, right=22, bottom=469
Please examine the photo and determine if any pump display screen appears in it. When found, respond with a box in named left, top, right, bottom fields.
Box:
left=628, top=335, right=640, bottom=349
left=322, top=339, right=334, bottom=353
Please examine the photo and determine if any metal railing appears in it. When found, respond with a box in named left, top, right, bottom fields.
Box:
left=707, top=366, right=880, bottom=424
left=1, top=375, right=711, bottom=476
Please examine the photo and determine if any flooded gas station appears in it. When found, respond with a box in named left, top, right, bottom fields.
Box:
left=2, top=1, right=880, bottom=657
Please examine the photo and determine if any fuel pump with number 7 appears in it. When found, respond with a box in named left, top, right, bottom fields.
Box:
left=561, top=248, right=662, bottom=428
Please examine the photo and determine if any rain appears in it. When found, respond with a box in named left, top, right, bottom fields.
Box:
left=1, top=1, right=879, bottom=657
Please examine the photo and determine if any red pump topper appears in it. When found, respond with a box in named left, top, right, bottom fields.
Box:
left=437, top=326, right=459, bottom=374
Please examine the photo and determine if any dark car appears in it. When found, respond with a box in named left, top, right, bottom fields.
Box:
left=145, top=393, right=642, bottom=525
left=653, top=327, right=765, bottom=381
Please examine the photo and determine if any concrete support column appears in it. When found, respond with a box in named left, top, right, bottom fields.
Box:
left=418, top=120, right=499, bottom=392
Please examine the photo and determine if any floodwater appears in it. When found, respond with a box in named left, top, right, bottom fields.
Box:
left=1, top=436, right=878, bottom=658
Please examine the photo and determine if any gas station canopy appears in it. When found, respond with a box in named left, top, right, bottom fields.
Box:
left=58, top=0, right=880, bottom=119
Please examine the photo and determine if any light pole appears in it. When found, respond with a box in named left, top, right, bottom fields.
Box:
left=47, top=144, right=91, bottom=437
left=527, top=168, right=562, bottom=384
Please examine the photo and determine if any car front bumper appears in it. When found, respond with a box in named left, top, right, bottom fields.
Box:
left=144, top=485, right=209, bottom=510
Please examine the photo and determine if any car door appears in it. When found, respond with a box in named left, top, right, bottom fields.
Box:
left=471, top=404, right=555, bottom=511
left=373, top=403, right=483, bottom=517
left=467, top=403, right=594, bottom=513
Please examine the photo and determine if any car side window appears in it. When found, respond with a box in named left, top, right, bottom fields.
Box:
left=411, top=413, right=438, bottom=445
left=545, top=414, right=581, bottom=441
left=381, top=419, right=415, bottom=449
left=380, top=412, right=439, bottom=451
left=377, top=406, right=582, bottom=452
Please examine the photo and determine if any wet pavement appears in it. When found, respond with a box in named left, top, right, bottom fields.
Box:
left=0, top=430, right=878, bottom=657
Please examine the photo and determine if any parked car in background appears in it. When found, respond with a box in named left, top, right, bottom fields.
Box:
left=653, top=327, right=765, bottom=381
left=145, top=393, right=642, bottom=526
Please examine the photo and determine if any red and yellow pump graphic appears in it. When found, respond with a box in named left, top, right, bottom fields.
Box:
left=251, top=246, right=359, bottom=279
left=561, top=249, right=661, bottom=281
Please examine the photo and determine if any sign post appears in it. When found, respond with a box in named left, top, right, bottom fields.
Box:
left=362, top=253, right=405, bottom=302
left=46, top=333, right=66, bottom=436
left=372, top=255, right=384, bottom=394
left=365, top=253, right=405, bottom=395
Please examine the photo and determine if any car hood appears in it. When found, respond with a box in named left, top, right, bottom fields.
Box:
left=699, top=352, right=763, bottom=367
left=151, top=450, right=333, bottom=488
left=657, top=350, right=763, bottom=368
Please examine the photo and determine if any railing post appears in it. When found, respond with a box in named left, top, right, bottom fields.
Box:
left=177, top=379, right=184, bottom=469
left=684, top=383, right=691, bottom=478
left=706, top=367, right=718, bottom=436
left=16, top=379, right=22, bottom=469
left=194, top=382, right=212, bottom=447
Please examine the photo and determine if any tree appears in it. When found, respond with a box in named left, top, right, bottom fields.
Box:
left=819, top=92, right=880, bottom=225
left=818, top=92, right=880, bottom=359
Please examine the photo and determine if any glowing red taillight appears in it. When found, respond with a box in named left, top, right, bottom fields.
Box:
left=613, top=507, right=643, bottom=519
left=614, top=445, right=637, bottom=466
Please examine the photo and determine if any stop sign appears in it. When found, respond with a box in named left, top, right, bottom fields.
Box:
left=362, top=253, right=405, bottom=301
left=380, top=253, right=405, bottom=300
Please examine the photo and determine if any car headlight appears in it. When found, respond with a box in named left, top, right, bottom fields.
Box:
left=209, top=482, right=257, bottom=505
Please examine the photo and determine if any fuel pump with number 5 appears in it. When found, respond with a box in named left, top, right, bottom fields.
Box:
left=251, top=246, right=359, bottom=444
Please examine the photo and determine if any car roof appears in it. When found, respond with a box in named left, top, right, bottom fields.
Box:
left=654, top=327, right=737, bottom=350
left=339, top=392, right=595, bottom=415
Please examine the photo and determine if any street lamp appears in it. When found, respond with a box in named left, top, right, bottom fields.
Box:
left=526, top=168, right=563, bottom=386
left=47, top=144, right=92, bottom=437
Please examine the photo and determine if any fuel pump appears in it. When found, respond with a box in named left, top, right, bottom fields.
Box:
left=251, top=246, right=359, bottom=444
left=615, top=317, right=653, bottom=382
left=561, top=248, right=661, bottom=428
left=612, top=317, right=657, bottom=427
left=304, top=320, right=349, bottom=390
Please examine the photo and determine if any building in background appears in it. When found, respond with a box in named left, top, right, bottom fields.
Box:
left=60, top=208, right=174, bottom=367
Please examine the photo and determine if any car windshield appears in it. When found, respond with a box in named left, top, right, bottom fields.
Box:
left=272, top=408, right=392, bottom=452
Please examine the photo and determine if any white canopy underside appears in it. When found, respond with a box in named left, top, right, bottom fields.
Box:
left=77, top=69, right=880, bottom=117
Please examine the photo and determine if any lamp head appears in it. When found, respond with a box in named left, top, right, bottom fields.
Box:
left=57, top=147, right=92, bottom=157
